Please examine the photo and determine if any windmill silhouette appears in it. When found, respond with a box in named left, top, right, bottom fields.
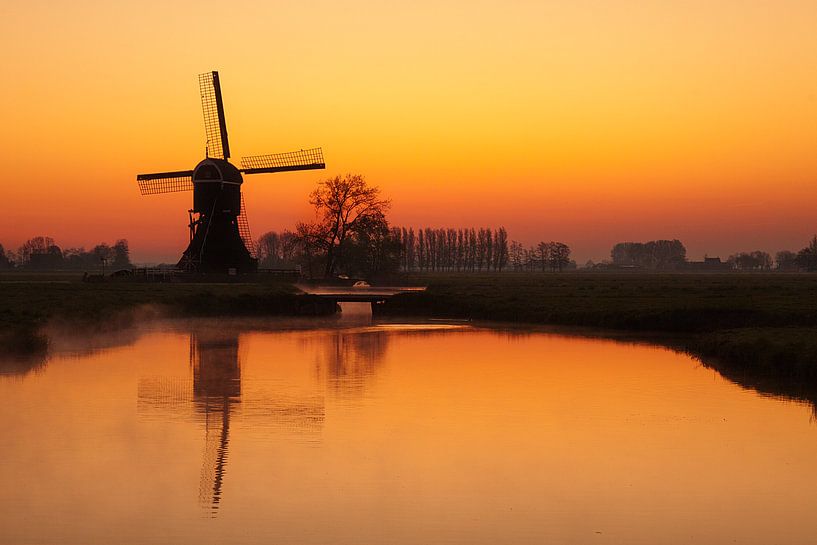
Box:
left=136, top=71, right=326, bottom=273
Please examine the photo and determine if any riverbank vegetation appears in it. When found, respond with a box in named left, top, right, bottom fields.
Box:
left=0, top=274, right=331, bottom=356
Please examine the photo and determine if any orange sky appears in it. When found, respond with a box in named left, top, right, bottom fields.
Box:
left=1, top=0, right=816, bottom=263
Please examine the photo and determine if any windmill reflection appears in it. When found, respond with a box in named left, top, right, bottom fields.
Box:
left=190, top=331, right=240, bottom=515
left=135, top=329, right=242, bottom=516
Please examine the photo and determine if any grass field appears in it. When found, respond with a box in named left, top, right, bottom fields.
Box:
left=381, top=272, right=817, bottom=330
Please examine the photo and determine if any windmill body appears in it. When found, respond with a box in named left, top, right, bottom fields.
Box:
left=183, top=158, right=253, bottom=273
left=136, top=71, right=325, bottom=274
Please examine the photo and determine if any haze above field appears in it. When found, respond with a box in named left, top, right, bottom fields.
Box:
left=2, top=0, right=816, bottom=263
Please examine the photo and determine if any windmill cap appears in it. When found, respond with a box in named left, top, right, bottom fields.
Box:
left=193, top=158, right=243, bottom=184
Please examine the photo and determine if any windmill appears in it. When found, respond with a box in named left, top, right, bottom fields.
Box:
left=136, top=71, right=326, bottom=274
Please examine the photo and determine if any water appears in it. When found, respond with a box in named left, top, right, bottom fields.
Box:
left=2, top=308, right=816, bottom=544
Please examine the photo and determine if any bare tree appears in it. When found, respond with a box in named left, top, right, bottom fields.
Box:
left=494, top=227, right=508, bottom=271
left=776, top=250, right=797, bottom=271
left=536, top=242, right=548, bottom=272
left=796, top=236, right=817, bottom=271
left=548, top=241, right=571, bottom=272
left=17, top=236, right=56, bottom=266
left=112, top=239, right=132, bottom=269
left=0, top=244, right=11, bottom=269
left=304, top=174, right=390, bottom=277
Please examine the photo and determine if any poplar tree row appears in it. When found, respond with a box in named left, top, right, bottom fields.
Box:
left=390, top=227, right=510, bottom=272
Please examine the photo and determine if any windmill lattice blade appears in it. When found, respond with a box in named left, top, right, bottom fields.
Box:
left=238, top=194, right=257, bottom=258
left=240, top=147, right=325, bottom=174
left=199, top=71, right=230, bottom=160
left=136, top=171, right=194, bottom=195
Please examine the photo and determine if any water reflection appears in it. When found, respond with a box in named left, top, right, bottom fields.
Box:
left=133, top=320, right=405, bottom=515
left=192, top=331, right=240, bottom=514
left=317, top=329, right=389, bottom=399
left=0, top=352, right=47, bottom=378
left=5, top=318, right=817, bottom=424
left=5, top=321, right=817, bottom=544
left=137, top=330, right=242, bottom=515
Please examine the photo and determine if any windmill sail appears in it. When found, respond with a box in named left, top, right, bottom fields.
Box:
left=199, top=71, right=230, bottom=160
left=238, top=194, right=257, bottom=258
left=241, top=147, right=325, bottom=174
left=136, top=171, right=194, bottom=195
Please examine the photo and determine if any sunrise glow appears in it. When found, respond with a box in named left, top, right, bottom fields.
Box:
left=2, top=0, right=816, bottom=262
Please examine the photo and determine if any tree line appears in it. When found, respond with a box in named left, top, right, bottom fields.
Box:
left=509, top=241, right=573, bottom=272
left=773, top=236, right=817, bottom=271
left=386, top=227, right=572, bottom=272
left=255, top=175, right=576, bottom=277
left=610, top=240, right=687, bottom=270
left=724, top=244, right=817, bottom=271
left=0, top=237, right=132, bottom=270
left=605, top=237, right=817, bottom=271
left=387, top=227, right=510, bottom=272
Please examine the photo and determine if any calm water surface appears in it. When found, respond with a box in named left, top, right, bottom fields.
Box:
left=1, top=307, right=816, bottom=544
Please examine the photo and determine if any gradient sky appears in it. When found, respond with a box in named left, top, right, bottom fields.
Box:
left=1, top=0, right=816, bottom=263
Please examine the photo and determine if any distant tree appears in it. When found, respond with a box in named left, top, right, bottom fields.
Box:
left=17, top=236, right=56, bottom=266
left=795, top=236, right=817, bottom=271
left=426, top=228, right=436, bottom=271
left=468, top=228, right=477, bottom=271
left=417, top=229, right=426, bottom=271
left=547, top=242, right=571, bottom=272
left=0, top=244, right=12, bottom=269
left=524, top=246, right=536, bottom=271
left=727, top=253, right=749, bottom=270
left=456, top=229, right=464, bottom=272
left=611, top=242, right=639, bottom=266
left=28, top=245, right=63, bottom=269
left=406, top=228, right=416, bottom=271
left=750, top=250, right=772, bottom=271
left=64, top=247, right=90, bottom=269
left=476, top=229, right=487, bottom=271
left=776, top=250, right=798, bottom=271
left=535, top=242, right=548, bottom=272
left=112, top=239, right=132, bottom=269
left=728, top=251, right=772, bottom=271
left=5, top=248, right=18, bottom=268
left=611, top=239, right=685, bottom=270
left=485, top=228, right=494, bottom=271
left=303, top=174, right=390, bottom=277
left=257, top=231, right=280, bottom=266
left=492, top=227, right=508, bottom=272
left=92, top=243, right=114, bottom=262
left=257, top=231, right=297, bottom=268
left=510, top=241, right=524, bottom=271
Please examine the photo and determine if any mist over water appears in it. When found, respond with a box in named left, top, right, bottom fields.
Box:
left=2, top=312, right=817, bottom=544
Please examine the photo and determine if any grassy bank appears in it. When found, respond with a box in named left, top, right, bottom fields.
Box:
left=377, top=272, right=817, bottom=382
left=0, top=274, right=333, bottom=356
left=380, top=272, right=817, bottom=330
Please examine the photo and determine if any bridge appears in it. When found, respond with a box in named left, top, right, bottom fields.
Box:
left=298, top=286, right=425, bottom=305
